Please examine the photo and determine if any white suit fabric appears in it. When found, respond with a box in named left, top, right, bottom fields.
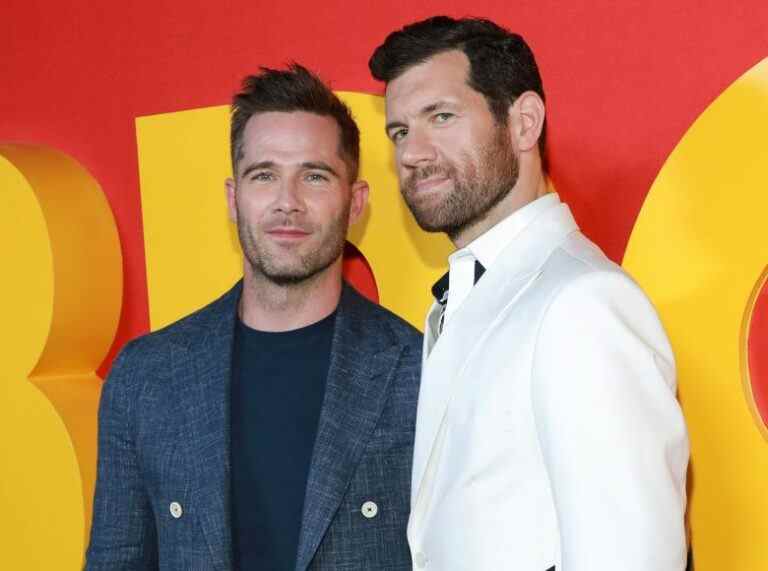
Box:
left=408, top=194, right=689, bottom=571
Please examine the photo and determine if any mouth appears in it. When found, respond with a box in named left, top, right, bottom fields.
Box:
left=413, top=175, right=450, bottom=193
left=266, top=227, right=311, bottom=241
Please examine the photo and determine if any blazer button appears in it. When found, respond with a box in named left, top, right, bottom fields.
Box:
left=360, top=500, right=378, bottom=519
left=169, top=501, right=183, bottom=519
left=414, top=551, right=428, bottom=568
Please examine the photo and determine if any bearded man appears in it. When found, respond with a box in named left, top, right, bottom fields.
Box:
left=85, top=64, right=421, bottom=571
left=370, top=16, right=689, bottom=571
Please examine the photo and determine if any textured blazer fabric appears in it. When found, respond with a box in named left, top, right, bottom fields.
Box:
left=85, top=281, right=422, bottom=571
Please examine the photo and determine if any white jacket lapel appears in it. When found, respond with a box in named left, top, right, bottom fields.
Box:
left=410, top=204, right=579, bottom=508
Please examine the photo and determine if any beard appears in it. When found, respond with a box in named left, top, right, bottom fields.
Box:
left=236, top=203, right=350, bottom=286
left=401, top=124, right=519, bottom=240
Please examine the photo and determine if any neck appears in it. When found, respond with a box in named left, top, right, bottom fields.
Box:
left=239, top=259, right=343, bottom=332
left=452, top=167, right=549, bottom=249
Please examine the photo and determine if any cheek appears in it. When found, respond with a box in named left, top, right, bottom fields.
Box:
left=328, top=196, right=350, bottom=222
left=394, top=154, right=410, bottom=178
left=431, top=133, right=462, bottom=164
left=237, top=186, right=271, bottom=207
left=326, top=185, right=351, bottom=206
left=235, top=194, right=270, bottom=223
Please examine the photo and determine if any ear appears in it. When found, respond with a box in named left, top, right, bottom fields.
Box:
left=225, top=178, right=237, bottom=222
left=508, top=91, right=546, bottom=153
left=348, top=180, right=369, bottom=225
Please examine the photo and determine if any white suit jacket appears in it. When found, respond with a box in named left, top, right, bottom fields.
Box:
left=408, top=200, right=689, bottom=570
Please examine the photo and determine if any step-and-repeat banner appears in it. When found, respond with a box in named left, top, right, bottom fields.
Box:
left=2, top=1, right=767, bottom=569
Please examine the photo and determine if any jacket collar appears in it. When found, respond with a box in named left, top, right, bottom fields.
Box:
left=465, top=192, right=561, bottom=271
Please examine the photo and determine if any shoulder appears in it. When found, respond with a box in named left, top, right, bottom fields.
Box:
left=530, top=231, right=652, bottom=314
left=543, top=232, right=657, bottom=316
left=541, top=231, right=622, bottom=282
left=106, top=282, right=240, bottom=379
left=340, top=282, right=422, bottom=347
left=534, top=232, right=675, bottom=377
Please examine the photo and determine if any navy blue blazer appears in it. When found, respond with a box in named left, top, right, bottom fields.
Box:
left=85, top=282, right=422, bottom=570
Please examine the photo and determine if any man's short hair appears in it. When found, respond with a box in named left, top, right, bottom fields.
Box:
left=231, top=64, right=360, bottom=181
left=369, top=16, right=547, bottom=168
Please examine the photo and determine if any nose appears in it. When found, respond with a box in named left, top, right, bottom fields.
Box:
left=273, top=177, right=304, bottom=214
left=400, top=128, right=437, bottom=169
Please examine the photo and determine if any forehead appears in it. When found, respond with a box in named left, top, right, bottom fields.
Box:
left=385, top=50, right=484, bottom=117
left=241, top=111, right=342, bottom=162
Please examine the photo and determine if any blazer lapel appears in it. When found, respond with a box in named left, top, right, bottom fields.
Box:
left=294, top=286, right=403, bottom=571
left=171, top=284, right=240, bottom=571
left=411, top=204, right=579, bottom=508
left=410, top=269, right=542, bottom=517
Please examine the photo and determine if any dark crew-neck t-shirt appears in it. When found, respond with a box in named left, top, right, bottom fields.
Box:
left=230, top=311, right=336, bottom=570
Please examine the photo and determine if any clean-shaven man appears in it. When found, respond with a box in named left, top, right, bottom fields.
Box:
left=370, top=16, right=689, bottom=571
left=86, top=64, right=421, bottom=570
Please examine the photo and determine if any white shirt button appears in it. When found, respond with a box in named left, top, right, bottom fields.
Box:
left=360, top=500, right=378, bottom=519
left=414, top=551, right=428, bottom=568
left=169, top=501, right=183, bottom=519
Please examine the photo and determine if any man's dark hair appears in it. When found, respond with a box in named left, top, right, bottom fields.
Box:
left=369, top=16, right=547, bottom=168
left=231, top=63, right=360, bottom=181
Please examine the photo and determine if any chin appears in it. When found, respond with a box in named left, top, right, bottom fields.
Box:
left=261, top=265, right=315, bottom=284
left=267, top=274, right=314, bottom=286
left=264, top=259, right=338, bottom=286
left=411, top=210, right=457, bottom=234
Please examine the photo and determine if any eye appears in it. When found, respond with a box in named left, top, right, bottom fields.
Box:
left=305, top=172, right=330, bottom=184
left=249, top=171, right=274, bottom=182
left=390, top=128, right=408, bottom=143
left=433, top=112, right=454, bottom=124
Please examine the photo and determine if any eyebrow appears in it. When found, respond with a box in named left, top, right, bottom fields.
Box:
left=239, top=160, right=340, bottom=180
left=385, top=99, right=455, bottom=134
left=301, top=161, right=340, bottom=178
left=240, top=161, right=275, bottom=179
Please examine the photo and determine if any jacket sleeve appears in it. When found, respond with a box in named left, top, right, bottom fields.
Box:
left=84, top=342, right=158, bottom=570
left=531, top=270, right=689, bottom=570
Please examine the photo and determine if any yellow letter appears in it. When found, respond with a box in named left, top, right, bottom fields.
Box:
left=623, top=57, right=768, bottom=569
left=0, top=145, right=122, bottom=568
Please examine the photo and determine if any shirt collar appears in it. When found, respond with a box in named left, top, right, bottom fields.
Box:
left=466, top=192, right=560, bottom=269
left=430, top=192, right=561, bottom=302
left=430, top=259, right=486, bottom=305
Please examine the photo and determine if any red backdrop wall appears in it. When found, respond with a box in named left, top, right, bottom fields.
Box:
left=3, top=0, right=767, bottom=372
